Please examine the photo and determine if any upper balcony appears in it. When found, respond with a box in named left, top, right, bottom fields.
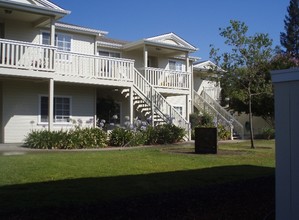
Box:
left=0, top=38, right=193, bottom=92
left=0, top=38, right=134, bottom=85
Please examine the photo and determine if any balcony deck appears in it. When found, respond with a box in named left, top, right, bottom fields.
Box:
left=0, top=39, right=191, bottom=92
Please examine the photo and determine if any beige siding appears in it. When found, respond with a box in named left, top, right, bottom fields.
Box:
left=5, top=19, right=39, bottom=43
left=166, top=95, right=187, bottom=119
left=2, top=80, right=96, bottom=143
left=70, top=32, right=95, bottom=54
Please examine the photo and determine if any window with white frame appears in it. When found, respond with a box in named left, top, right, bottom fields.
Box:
left=42, top=32, right=72, bottom=51
left=42, top=32, right=72, bottom=60
left=98, top=50, right=121, bottom=58
left=40, top=96, right=71, bottom=123
left=173, top=105, right=183, bottom=116
left=169, top=60, right=184, bottom=72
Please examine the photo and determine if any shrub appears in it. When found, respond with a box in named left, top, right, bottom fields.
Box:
left=261, top=127, right=275, bottom=140
left=68, top=127, right=107, bottom=149
left=109, top=127, right=134, bottom=147
left=25, top=127, right=107, bottom=149
left=155, top=124, right=185, bottom=144
left=217, top=124, right=231, bottom=140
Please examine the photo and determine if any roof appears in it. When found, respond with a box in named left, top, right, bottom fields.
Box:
left=193, top=60, right=219, bottom=71
left=0, top=0, right=70, bottom=18
left=123, top=32, right=198, bottom=53
left=55, top=22, right=108, bottom=36
left=97, top=36, right=130, bottom=49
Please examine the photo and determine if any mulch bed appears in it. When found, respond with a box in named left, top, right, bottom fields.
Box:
left=2, top=175, right=275, bottom=220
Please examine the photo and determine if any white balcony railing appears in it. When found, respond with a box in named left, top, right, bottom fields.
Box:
left=0, top=39, right=134, bottom=82
left=0, top=38, right=55, bottom=71
left=55, top=51, right=134, bottom=81
left=142, top=67, right=190, bottom=90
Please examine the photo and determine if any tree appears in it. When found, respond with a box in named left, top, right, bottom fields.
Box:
left=210, top=20, right=273, bottom=149
left=280, top=0, right=299, bottom=58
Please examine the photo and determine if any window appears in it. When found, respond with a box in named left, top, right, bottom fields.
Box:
left=169, top=60, right=184, bottom=72
left=98, top=50, right=121, bottom=58
left=40, top=96, right=71, bottom=123
left=173, top=105, right=183, bottom=116
left=42, top=32, right=72, bottom=60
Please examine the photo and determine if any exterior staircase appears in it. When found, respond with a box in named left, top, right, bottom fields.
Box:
left=193, top=90, right=244, bottom=139
left=121, top=68, right=191, bottom=139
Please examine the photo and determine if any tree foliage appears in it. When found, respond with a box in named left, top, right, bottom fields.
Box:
left=280, top=0, right=299, bottom=58
left=210, top=20, right=273, bottom=148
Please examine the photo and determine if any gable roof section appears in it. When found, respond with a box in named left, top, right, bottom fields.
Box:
left=193, top=60, right=223, bottom=72
left=146, top=33, right=197, bottom=51
left=124, top=32, right=198, bottom=53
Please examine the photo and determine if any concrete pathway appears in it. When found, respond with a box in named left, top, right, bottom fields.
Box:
left=0, top=139, right=246, bottom=155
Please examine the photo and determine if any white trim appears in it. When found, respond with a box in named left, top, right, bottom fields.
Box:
left=55, top=22, right=108, bottom=36
left=38, top=94, right=72, bottom=125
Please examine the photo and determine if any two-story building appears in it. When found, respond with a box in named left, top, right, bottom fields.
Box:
left=0, top=0, right=206, bottom=143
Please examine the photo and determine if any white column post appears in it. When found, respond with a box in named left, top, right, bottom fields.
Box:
left=94, top=88, right=97, bottom=128
left=130, top=86, right=134, bottom=125
left=50, top=18, right=55, bottom=46
left=144, top=45, right=148, bottom=68
left=48, top=78, right=54, bottom=131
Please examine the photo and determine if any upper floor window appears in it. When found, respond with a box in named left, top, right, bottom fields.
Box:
left=98, top=50, right=121, bottom=58
left=42, top=32, right=72, bottom=52
left=169, top=60, right=184, bottom=72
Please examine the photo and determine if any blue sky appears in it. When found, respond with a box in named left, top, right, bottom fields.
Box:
left=54, top=0, right=290, bottom=60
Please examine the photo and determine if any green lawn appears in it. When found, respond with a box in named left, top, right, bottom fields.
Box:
left=0, top=140, right=275, bottom=217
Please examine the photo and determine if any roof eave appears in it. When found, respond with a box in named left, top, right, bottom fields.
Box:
left=0, top=1, right=70, bottom=20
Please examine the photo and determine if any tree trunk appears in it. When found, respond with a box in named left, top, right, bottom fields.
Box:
left=248, top=94, right=255, bottom=149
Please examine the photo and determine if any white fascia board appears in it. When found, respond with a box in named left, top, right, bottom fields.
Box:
left=55, top=22, right=108, bottom=36
left=0, top=1, right=70, bottom=19
left=271, top=68, right=299, bottom=83
left=97, top=41, right=123, bottom=49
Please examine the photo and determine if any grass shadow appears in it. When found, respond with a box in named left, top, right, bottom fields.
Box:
left=0, top=165, right=275, bottom=219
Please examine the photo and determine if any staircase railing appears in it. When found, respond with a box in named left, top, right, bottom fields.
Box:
left=193, top=91, right=234, bottom=139
left=133, top=68, right=190, bottom=136
left=197, top=90, right=244, bottom=139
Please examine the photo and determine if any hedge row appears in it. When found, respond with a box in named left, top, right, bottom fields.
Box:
left=25, top=124, right=186, bottom=149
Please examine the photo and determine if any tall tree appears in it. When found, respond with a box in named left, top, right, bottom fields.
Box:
left=210, top=20, right=273, bottom=149
left=280, top=0, right=299, bottom=58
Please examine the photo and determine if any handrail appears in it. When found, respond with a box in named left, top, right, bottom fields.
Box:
left=134, top=68, right=190, bottom=134
left=194, top=91, right=233, bottom=135
left=196, top=90, right=244, bottom=139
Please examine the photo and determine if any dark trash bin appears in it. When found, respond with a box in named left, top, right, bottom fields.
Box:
left=195, top=127, right=217, bottom=154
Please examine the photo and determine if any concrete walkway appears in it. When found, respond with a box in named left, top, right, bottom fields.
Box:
left=0, top=139, right=246, bottom=155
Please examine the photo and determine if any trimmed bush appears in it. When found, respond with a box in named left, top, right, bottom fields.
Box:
left=155, top=124, right=186, bottom=144
left=25, top=127, right=107, bottom=149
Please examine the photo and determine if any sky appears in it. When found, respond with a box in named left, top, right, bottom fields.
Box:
left=53, top=0, right=290, bottom=61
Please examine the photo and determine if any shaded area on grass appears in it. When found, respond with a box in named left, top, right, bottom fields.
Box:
left=0, top=165, right=274, bottom=219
